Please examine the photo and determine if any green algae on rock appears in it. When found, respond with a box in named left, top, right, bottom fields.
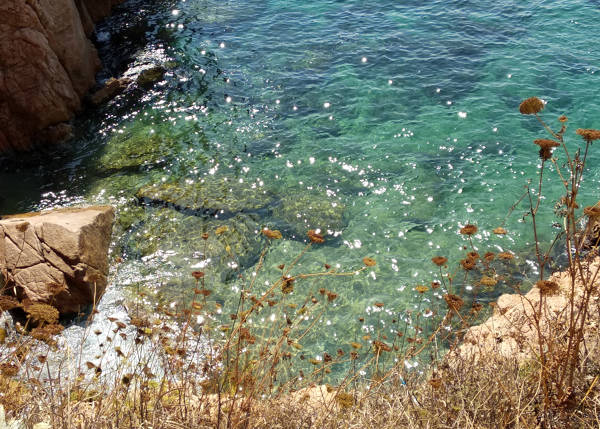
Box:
left=137, top=65, right=166, bottom=88
left=273, top=191, right=345, bottom=238
left=97, top=126, right=177, bottom=172
left=124, top=208, right=263, bottom=280
left=136, top=179, right=275, bottom=216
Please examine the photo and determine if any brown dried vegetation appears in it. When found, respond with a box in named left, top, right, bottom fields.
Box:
left=1, top=99, right=600, bottom=428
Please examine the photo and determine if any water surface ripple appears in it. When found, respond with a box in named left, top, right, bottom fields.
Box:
left=1, top=0, right=600, bottom=362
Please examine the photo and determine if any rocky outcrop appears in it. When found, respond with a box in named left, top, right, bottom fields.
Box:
left=0, top=206, right=115, bottom=315
left=90, top=77, right=131, bottom=105
left=455, top=259, right=600, bottom=362
left=0, top=0, right=122, bottom=152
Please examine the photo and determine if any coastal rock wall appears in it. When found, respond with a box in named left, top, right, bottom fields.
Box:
left=0, top=0, right=122, bottom=152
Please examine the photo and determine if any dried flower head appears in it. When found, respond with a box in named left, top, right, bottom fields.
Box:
left=534, top=139, right=560, bottom=150
left=307, top=230, right=325, bottom=244
left=363, top=257, right=376, bottom=267
left=281, top=276, right=295, bottom=294
left=326, top=291, right=338, bottom=302
left=460, top=224, right=478, bottom=236
left=534, top=139, right=561, bottom=160
left=191, top=271, right=205, bottom=280
left=576, top=128, right=600, bottom=142
left=31, top=327, right=53, bottom=344
left=493, top=227, right=507, bottom=235
left=484, top=252, right=495, bottom=262
left=480, top=276, right=497, bottom=287
left=335, top=392, right=354, bottom=409
left=584, top=206, right=600, bottom=218
left=415, top=285, right=429, bottom=293
left=373, top=340, right=392, bottom=353
left=215, top=226, right=228, bottom=235
left=444, top=294, right=464, bottom=311
left=262, top=229, right=282, bottom=239
left=431, top=281, right=441, bottom=289
left=497, top=251, right=514, bottom=260
left=428, top=377, right=442, bottom=389
left=44, top=324, right=64, bottom=335
left=519, top=97, right=544, bottom=115
left=432, top=256, right=448, bottom=266
left=24, top=303, right=59, bottom=325
left=536, top=280, right=559, bottom=295
left=201, top=232, right=209, bottom=240
left=374, top=302, right=384, bottom=308
left=558, top=115, right=568, bottom=123
left=0, top=363, right=18, bottom=377
left=15, top=222, right=29, bottom=232
left=471, top=302, right=484, bottom=314
left=460, top=258, right=476, bottom=271
left=467, top=251, right=480, bottom=260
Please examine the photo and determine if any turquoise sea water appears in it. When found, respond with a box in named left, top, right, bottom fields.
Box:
left=2, top=0, right=600, bottom=363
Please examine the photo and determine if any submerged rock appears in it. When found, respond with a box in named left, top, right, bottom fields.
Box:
left=97, top=126, right=176, bottom=172
left=137, top=65, right=166, bottom=88
left=124, top=208, right=263, bottom=280
left=137, top=179, right=274, bottom=216
left=90, top=77, right=131, bottom=105
left=273, top=191, right=345, bottom=238
left=0, top=206, right=115, bottom=315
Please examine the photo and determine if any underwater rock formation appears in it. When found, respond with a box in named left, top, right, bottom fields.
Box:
left=137, top=180, right=275, bottom=216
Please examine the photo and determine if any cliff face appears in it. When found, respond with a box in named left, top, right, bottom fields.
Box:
left=0, top=0, right=122, bottom=152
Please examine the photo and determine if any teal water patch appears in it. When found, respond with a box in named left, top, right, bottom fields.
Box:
left=1, top=0, right=600, bottom=376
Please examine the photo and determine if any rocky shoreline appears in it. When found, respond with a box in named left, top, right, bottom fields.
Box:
left=0, top=0, right=124, bottom=152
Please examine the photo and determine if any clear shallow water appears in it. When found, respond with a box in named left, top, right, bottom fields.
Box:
left=2, top=0, right=600, bottom=365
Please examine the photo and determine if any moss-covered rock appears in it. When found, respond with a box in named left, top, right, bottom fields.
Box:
left=136, top=179, right=274, bottom=215
left=97, top=126, right=176, bottom=172
left=137, top=66, right=166, bottom=88
left=124, top=208, right=263, bottom=280
left=273, top=191, right=345, bottom=238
